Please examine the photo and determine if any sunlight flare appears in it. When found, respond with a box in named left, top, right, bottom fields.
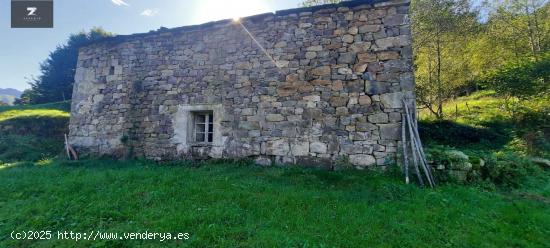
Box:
left=193, top=0, right=270, bottom=24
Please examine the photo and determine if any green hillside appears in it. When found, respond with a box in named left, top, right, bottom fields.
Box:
left=0, top=101, right=70, bottom=162
left=419, top=90, right=549, bottom=158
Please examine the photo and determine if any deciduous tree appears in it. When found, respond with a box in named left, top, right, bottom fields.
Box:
left=411, top=0, right=478, bottom=118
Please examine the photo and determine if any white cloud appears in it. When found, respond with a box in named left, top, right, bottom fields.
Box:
left=111, top=0, right=129, bottom=6
left=141, top=9, right=159, bottom=17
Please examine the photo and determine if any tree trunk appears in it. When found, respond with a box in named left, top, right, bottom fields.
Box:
left=531, top=1, right=542, bottom=58
left=436, top=37, right=443, bottom=119
left=525, top=4, right=539, bottom=60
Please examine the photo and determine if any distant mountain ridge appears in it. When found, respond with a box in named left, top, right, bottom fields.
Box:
left=0, top=88, right=23, bottom=105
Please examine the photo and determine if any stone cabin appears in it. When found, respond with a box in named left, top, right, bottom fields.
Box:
left=68, top=0, right=415, bottom=168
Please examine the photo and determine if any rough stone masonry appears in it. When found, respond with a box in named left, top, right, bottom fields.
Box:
left=68, top=0, right=415, bottom=168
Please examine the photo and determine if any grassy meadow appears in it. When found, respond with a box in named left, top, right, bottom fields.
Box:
left=0, top=95, right=548, bottom=247
left=1, top=159, right=549, bottom=247
left=419, top=90, right=549, bottom=157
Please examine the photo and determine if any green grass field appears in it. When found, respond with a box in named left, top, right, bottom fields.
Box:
left=0, top=97, right=548, bottom=247
left=419, top=90, right=549, bottom=157
left=0, top=159, right=549, bottom=247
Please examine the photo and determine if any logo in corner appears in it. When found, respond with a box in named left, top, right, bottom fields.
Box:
left=26, top=7, right=37, bottom=16
left=12, top=0, right=53, bottom=28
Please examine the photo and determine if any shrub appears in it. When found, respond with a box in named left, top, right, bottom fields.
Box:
left=514, top=96, right=550, bottom=157
left=482, top=53, right=550, bottom=117
left=483, top=53, right=550, bottom=100
left=425, top=146, right=542, bottom=187
left=522, top=131, right=550, bottom=158
left=480, top=152, right=541, bottom=188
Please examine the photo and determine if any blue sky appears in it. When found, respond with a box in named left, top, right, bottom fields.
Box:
left=0, top=0, right=303, bottom=91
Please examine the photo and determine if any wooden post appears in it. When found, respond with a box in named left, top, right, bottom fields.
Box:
left=403, top=101, right=424, bottom=186
left=401, top=113, right=410, bottom=184
left=410, top=105, right=436, bottom=186
left=64, top=134, right=70, bottom=159
left=404, top=100, right=434, bottom=187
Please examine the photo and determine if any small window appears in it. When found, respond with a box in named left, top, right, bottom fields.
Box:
left=193, top=112, right=213, bottom=143
left=109, top=66, right=115, bottom=75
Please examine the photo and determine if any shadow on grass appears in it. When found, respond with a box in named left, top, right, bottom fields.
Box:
left=0, top=134, right=65, bottom=162
left=0, top=116, right=68, bottom=137
left=419, top=119, right=512, bottom=150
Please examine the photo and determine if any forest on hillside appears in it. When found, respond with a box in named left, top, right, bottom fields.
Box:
left=410, top=0, right=549, bottom=120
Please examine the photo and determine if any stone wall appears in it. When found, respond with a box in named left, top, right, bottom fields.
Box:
left=68, top=0, right=414, bottom=168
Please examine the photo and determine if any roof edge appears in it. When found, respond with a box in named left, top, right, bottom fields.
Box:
left=83, top=0, right=410, bottom=46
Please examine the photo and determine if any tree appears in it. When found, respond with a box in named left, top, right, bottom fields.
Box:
left=539, top=3, right=550, bottom=51
left=13, top=89, right=36, bottom=105
left=483, top=53, right=550, bottom=116
left=411, top=0, right=479, bottom=118
left=465, top=0, right=550, bottom=91
left=26, top=27, right=113, bottom=104
left=484, top=0, right=549, bottom=60
left=510, top=0, right=547, bottom=59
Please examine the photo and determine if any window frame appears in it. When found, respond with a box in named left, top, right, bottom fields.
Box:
left=192, top=111, right=214, bottom=144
